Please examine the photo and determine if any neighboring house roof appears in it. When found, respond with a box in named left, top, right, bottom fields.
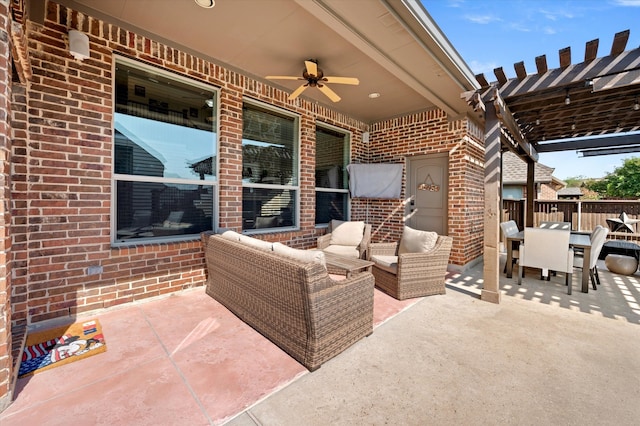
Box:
left=502, top=151, right=564, bottom=186
left=557, top=187, right=583, bottom=196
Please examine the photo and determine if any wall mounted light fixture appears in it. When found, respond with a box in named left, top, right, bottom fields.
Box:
left=564, top=89, right=571, bottom=105
left=634, top=98, right=639, bottom=111
left=68, top=30, right=90, bottom=61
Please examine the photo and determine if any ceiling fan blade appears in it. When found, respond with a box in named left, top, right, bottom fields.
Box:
left=288, top=84, right=308, bottom=100
left=318, top=84, right=341, bottom=102
left=266, top=75, right=303, bottom=80
left=322, top=76, right=360, bottom=85
left=305, top=60, right=318, bottom=77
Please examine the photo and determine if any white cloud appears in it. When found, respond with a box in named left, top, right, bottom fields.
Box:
left=613, top=0, right=640, bottom=6
left=467, top=60, right=499, bottom=76
left=463, top=14, right=501, bottom=24
left=543, top=26, right=557, bottom=35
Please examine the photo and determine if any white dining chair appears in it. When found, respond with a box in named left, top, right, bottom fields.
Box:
left=518, top=227, right=574, bottom=294
left=573, top=225, right=609, bottom=290
left=500, top=220, right=520, bottom=273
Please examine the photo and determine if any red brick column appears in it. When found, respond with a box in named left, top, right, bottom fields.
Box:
left=0, top=0, right=13, bottom=412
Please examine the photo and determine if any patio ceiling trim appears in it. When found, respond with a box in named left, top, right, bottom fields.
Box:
left=536, top=132, right=640, bottom=152
left=295, top=0, right=478, bottom=118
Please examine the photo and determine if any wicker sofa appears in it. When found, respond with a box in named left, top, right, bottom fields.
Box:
left=368, top=227, right=453, bottom=300
left=201, top=231, right=375, bottom=371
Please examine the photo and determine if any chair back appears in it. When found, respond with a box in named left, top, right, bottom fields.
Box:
left=588, top=226, right=609, bottom=269
left=539, top=221, right=571, bottom=230
left=520, top=227, right=572, bottom=273
left=500, top=220, right=519, bottom=238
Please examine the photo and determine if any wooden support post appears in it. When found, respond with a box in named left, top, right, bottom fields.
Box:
left=481, top=100, right=501, bottom=304
left=526, top=159, right=535, bottom=227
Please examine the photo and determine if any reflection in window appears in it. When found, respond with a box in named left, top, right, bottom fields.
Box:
left=315, top=126, right=349, bottom=224
left=113, top=59, right=217, bottom=243
left=242, top=104, right=299, bottom=231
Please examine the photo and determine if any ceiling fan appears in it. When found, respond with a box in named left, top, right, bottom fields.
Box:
left=266, top=59, right=359, bottom=102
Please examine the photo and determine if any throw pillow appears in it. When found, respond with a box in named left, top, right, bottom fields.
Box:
left=328, top=220, right=365, bottom=247
left=273, top=242, right=326, bottom=268
left=398, top=226, right=438, bottom=254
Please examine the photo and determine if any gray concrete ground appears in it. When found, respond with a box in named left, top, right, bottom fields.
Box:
left=226, top=258, right=640, bottom=425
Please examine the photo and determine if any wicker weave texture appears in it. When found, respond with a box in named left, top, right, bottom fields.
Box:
left=202, top=234, right=375, bottom=371
left=369, top=235, right=453, bottom=300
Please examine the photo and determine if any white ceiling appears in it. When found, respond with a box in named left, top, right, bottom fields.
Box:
left=55, top=0, right=479, bottom=123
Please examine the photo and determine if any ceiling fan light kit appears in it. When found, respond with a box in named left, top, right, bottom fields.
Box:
left=266, top=59, right=359, bottom=103
left=194, top=0, right=215, bottom=8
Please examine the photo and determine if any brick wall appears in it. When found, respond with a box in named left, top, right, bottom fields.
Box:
left=365, top=110, right=485, bottom=267
left=0, top=0, right=11, bottom=411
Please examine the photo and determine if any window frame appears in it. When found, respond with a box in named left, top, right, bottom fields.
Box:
left=241, top=99, right=301, bottom=234
left=314, top=122, right=351, bottom=226
left=111, top=56, right=220, bottom=246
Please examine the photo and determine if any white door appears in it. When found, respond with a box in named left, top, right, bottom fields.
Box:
left=407, top=155, right=448, bottom=234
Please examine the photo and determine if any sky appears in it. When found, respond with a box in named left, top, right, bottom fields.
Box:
left=424, top=0, right=640, bottom=180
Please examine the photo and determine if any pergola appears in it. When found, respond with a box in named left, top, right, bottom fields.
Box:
left=463, top=29, right=640, bottom=302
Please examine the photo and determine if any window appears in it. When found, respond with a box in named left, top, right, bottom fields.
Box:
left=315, top=125, right=349, bottom=224
left=242, top=103, right=299, bottom=231
left=112, top=59, right=217, bottom=244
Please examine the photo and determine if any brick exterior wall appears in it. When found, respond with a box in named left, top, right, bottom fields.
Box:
left=0, top=1, right=486, bottom=407
left=363, top=110, right=485, bottom=266
left=0, top=0, right=12, bottom=410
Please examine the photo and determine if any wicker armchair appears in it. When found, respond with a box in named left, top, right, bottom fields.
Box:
left=368, top=233, right=453, bottom=300
left=317, top=220, right=372, bottom=259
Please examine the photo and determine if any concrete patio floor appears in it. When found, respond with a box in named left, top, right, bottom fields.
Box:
left=2, top=256, right=639, bottom=425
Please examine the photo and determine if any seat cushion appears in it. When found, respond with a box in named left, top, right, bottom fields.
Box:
left=273, top=242, right=326, bottom=268
left=398, top=226, right=438, bottom=254
left=329, top=220, right=365, bottom=247
left=322, top=244, right=359, bottom=258
left=371, top=255, right=398, bottom=274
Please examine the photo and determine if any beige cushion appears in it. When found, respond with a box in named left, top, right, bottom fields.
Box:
left=329, top=220, right=365, bottom=247
left=371, top=255, right=398, bottom=274
left=322, top=244, right=359, bottom=258
left=238, top=234, right=274, bottom=251
left=219, top=230, right=242, bottom=241
left=398, top=226, right=438, bottom=254
left=273, top=242, right=326, bottom=268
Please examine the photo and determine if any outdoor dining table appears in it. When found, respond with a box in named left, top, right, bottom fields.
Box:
left=505, top=230, right=593, bottom=293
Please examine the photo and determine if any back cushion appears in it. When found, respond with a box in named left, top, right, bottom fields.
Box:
left=239, top=234, right=274, bottom=251
left=398, top=226, right=438, bottom=254
left=219, top=230, right=242, bottom=241
left=329, top=220, right=365, bottom=246
left=273, top=243, right=326, bottom=268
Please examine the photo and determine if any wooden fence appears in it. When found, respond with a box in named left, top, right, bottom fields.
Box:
left=502, top=199, right=640, bottom=242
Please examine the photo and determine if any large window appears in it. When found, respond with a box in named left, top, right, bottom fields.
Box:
left=112, top=59, right=217, bottom=244
left=315, top=125, right=349, bottom=224
left=242, top=103, right=299, bottom=231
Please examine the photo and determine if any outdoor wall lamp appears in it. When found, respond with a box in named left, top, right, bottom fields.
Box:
left=68, top=30, right=90, bottom=61
left=634, top=98, right=639, bottom=111
left=195, top=0, right=215, bottom=8
left=564, top=89, right=571, bottom=105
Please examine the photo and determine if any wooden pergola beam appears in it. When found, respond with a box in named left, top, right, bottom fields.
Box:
left=494, top=67, right=508, bottom=86
left=475, top=73, right=489, bottom=88
left=611, top=30, right=629, bottom=56
left=585, top=38, right=599, bottom=62
left=514, top=61, right=527, bottom=80
left=559, top=46, right=571, bottom=68
left=535, top=54, right=548, bottom=75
